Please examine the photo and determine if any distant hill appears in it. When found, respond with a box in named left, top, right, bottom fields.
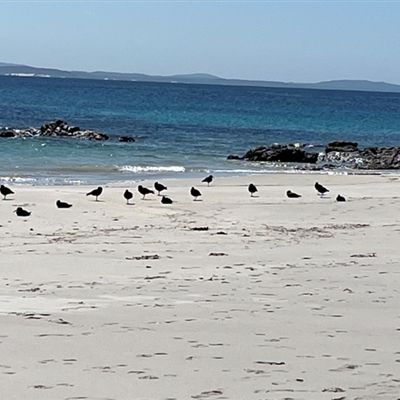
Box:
left=1, top=62, right=400, bottom=93
left=312, top=80, right=400, bottom=92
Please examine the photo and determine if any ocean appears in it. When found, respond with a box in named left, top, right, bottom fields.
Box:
left=1, top=75, right=400, bottom=185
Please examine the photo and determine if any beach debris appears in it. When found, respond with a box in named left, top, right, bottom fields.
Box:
left=138, top=375, right=159, bottom=380
left=191, top=390, right=223, bottom=399
left=209, top=252, right=227, bottom=257
left=126, top=254, right=160, bottom=260
left=350, top=252, right=377, bottom=258
left=190, top=226, right=209, bottom=231
left=18, top=287, right=41, bottom=292
left=255, top=360, right=285, bottom=366
left=244, top=368, right=267, bottom=375
left=31, top=385, right=52, bottom=390
left=144, top=275, right=165, bottom=280
left=322, top=387, right=345, bottom=393
left=325, top=223, right=370, bottom=229
left=49, top=318, right=72, bottom=325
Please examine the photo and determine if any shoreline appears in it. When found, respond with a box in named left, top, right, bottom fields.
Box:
left=2, top=167, right=400, bottom=188
left=1, top=173, right=399, bottom=399
left=1, top=169, right=398, bottom=192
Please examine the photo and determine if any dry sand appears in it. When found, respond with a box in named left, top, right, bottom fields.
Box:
left=0, top=173, right=399, bottom=400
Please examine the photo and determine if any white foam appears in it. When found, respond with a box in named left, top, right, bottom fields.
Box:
left=119, top=165, right=185, bottom=173
left=213, top=169, right=266, bottom=174
left=0, top=176, right=37, bottom=183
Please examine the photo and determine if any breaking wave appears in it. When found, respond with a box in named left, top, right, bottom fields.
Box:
left=119, top=165, right=185, bottom=173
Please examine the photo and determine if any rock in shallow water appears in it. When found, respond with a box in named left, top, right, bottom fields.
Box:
left=0, top=130, right=16, bottom=138
left=118, top=135, right=135, bottom=142
left=229, top=144, right=319, bottom=164
left=1, top=120, right=109, bottom=141
left=229, top=142, right=400, bottom=170
left=325, top=140, right=359, bottom=153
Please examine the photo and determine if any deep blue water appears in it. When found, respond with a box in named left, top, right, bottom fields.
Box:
left=1, top=75, right=400, bottom=185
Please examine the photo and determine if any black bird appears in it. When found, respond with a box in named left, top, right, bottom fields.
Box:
left=123, top=189, right=133, bottom=204
left=138, top=185, right=154, bottom=199
left=248, top=183, right=258, bottom=197
left=286, top=190, right=302, bottom=198
left=14, top=207, right=31, bottom=217
left=336, top=194, right=346, bottom=202
left=202, top=175, right=214, bottom=186
left=161, top=195, right=173, bottom=204
left=1, top=184, right=14, bottom=200
left=190, top=187, right=202, bottom=201
left=86, top=186, right=103, bottom=201
left=154, top=181, right=167, bottom=196
left=56, top=200, right=73, bottom=209
left=315, top=182, right=329, bottom=196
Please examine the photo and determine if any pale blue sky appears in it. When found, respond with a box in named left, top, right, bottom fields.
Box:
left=1, top=0, right=399, bottom=84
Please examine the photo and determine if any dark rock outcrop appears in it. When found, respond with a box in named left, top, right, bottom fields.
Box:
left=0, top=130, right=16, bottom=138
left=227, top=154, right=242, bottom=160
left=356, top=146, right=400, bottom=169
left=39, top=120, right=109, bottom=140
left=118, top=136, right=135, bottom=143
left=230, top=144, right=318, bottom=164
left=1, top=120, right=109, bottom=141
left=228, top=142, right=400, bottom=170
left=322, top=144, right=400, bottom=169
left=325, top=141, right=358, bottom=153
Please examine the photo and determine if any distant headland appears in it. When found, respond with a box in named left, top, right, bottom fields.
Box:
left=1, top=62, right=400, bottom=93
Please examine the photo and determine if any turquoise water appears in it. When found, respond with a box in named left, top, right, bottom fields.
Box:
left=1, top=75, right=400, bottom=185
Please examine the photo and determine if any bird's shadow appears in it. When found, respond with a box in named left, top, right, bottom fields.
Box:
left=2, top=198, right=13, bottom=201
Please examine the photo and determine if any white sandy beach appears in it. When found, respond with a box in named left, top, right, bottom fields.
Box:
left=1, top=173, right=399, bottom=400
